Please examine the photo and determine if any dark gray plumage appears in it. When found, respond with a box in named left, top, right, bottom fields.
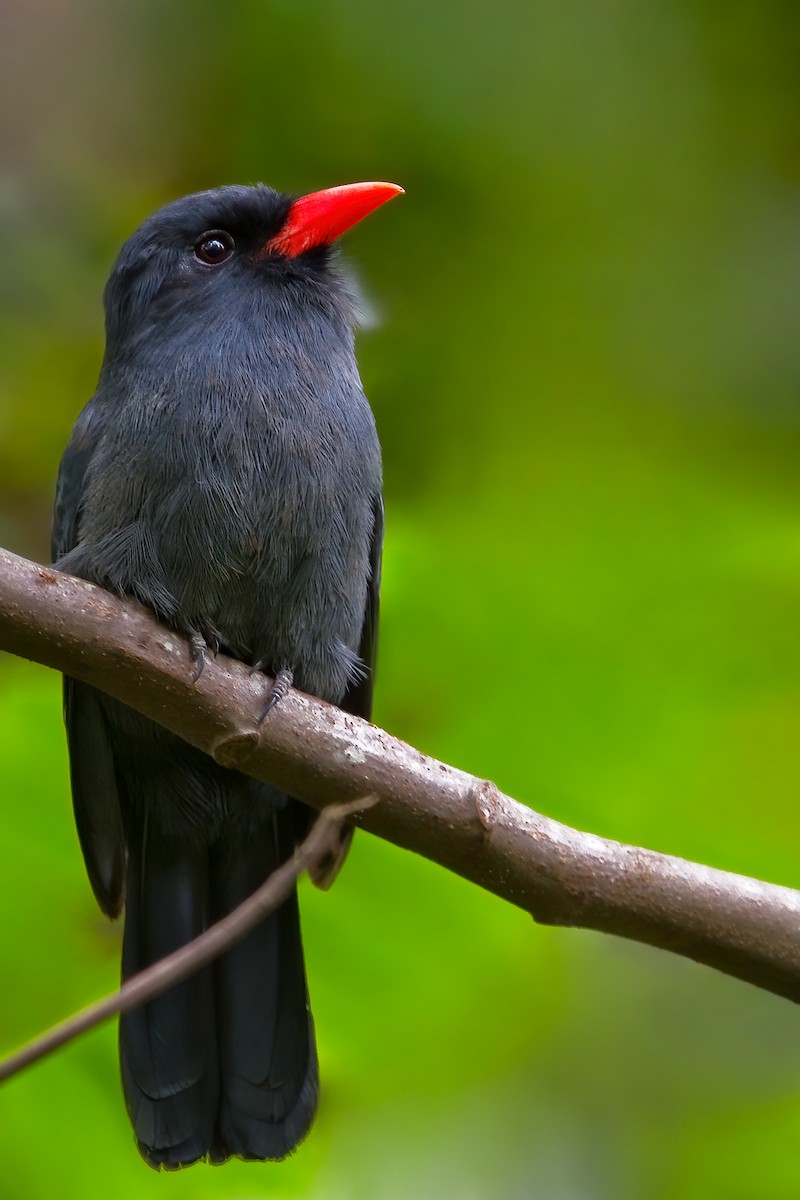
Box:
left=52, top=182, right=389, bottom=1168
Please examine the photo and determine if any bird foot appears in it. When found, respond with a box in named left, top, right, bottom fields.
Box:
left=189, top=634, right=207, bottom=683
left=258, top=668, right=294, bottom=723
left=189, top=623, right=224, bottom=682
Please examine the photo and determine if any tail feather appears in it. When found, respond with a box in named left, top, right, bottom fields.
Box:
left=118, top=768, right=318, bottom=1168
left=119, top=823, right=218, bottom=1169
left=212, top=798, right=318, bottom=1161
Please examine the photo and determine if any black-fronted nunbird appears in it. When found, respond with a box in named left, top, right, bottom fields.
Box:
left=52, top=179, right=401, bottom=1168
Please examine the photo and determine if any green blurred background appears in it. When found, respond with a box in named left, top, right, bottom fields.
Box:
left=2, top=0, right=800, bottom=1195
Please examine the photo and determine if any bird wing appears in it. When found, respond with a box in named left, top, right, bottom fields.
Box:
left=52, top=400, right=102, bottom=564
left=304, top=493, right=383, bottom=889
left=341, top=492, right=384, bottom=723
left=54, top=399, right=126, bottom=918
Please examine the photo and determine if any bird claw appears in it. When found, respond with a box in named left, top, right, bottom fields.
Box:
left=189, top=634, right=207, bottom=683
left=205, top=624, right=223, bottom=655
left=258, top=668, right=294, bottom=724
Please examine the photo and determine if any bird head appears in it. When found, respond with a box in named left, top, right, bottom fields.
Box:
left=101, top=181, right=403, bottom=360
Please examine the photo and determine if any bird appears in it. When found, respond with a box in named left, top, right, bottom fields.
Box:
left=51, top=179, right=401, bottom=1168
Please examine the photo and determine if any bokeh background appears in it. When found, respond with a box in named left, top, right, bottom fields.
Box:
left=1, top=1, right=800, bottom=1196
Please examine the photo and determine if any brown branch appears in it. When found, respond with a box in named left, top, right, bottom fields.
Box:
left=1, top=545, right=800, bottom=1005
left=0, top=799, right=366, bottom=1083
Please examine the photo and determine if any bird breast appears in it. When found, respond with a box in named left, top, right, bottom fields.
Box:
left=79, top=374, right=378, bottom=702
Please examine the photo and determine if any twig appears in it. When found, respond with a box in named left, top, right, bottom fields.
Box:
left=0, top=799, right=366, bottom=1083
left=1, top=545, right=800, bottom=1005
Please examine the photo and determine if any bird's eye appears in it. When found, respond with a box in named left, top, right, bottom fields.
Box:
left=194, top=230, right=235, bottom=266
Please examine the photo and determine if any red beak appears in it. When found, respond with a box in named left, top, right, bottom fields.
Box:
left=265, top=181, right=404, bottom=258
